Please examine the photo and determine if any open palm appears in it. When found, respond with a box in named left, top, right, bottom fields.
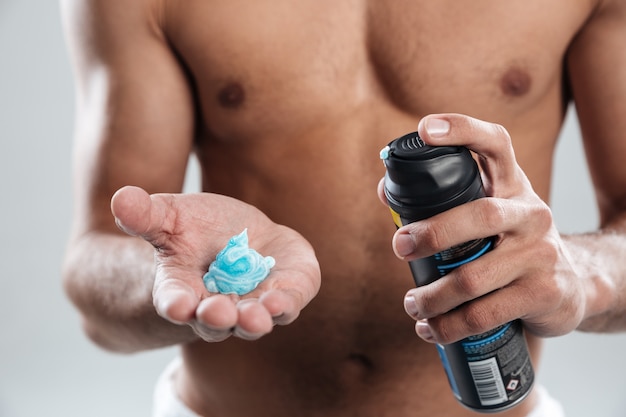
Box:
left=111, top=186, right=321, bottom=342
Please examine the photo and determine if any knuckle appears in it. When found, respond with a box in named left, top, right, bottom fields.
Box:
left=532, top=236, right=560, bottom=270
left=470, top=117, right=512, bottom=149
left=453, top=266, right=483, bottom=298
left=415, top=289, right=439, bottom=318
left=419, top=221, right=449, bottom=252
left=478, top=198, right=507, bottom=230
left=428, top=317, right=456, bottom=344
left=486, top=122, right=514, bottom=155
left=462, top=303, right=494, bottom=335
left=532, top=268, right=563, bottom=307
left=492, top=122, right=513, bottom=144
left=528, top=201, right=554, bottom=232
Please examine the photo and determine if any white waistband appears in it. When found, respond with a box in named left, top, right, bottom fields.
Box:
left=153, top=357, right=564, bottom=417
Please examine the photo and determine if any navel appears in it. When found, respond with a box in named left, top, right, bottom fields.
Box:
left=500, top=67, right=532, bottom=97
left=217, top=82, right=246, bottom=108
left=347, top=352, right=374, bottom=371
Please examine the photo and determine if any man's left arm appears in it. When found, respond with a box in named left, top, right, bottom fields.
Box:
left=389, top=0, right=626, bottom=344
left=563, top=0, right=626, bottom=332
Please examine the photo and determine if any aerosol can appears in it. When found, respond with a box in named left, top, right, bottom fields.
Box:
left=380, top=131, right=534, bottom=413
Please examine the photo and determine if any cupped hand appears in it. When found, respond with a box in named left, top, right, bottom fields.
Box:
left=380, top=114, right=586, bottom=344
left=111, top=186, right=320, bottom=342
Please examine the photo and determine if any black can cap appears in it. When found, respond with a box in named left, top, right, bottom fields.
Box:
left=381, top=131, right=484, bottom=222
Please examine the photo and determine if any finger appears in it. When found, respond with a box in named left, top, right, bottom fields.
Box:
left=233, top=299, right=274, bottom=340
left=152, top=277, right=200, bottom=324
left=418, top=114, right=514, bottom=160
left=196, top=294, right=238, bottom=329
left=193, top=295, right=248, bottom=343
left=423, top=285, right=533, bottom=344
left=405, top=246, right=520, bottom=320
left=377, top=177, right=389, bottom=206
left=393, top=197, right=527, bottom=261
left=417, top=114, right=526, bottom=196
left=259, top=289, right=301, bottom=326
left=258, top=235, right=321, bottom=314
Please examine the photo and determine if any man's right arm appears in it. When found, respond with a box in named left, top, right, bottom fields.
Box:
left=61, top=0, right=321, bottom=352
left=61, top=0, right=198, bottom=352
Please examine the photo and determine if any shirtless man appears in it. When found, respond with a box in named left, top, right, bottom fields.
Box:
left=61, top=0, right=626, bottom=416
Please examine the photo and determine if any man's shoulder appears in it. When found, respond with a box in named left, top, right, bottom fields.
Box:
left=61, top=0, right=162, bottom=34
left=61, top=0, right=167, bottom=60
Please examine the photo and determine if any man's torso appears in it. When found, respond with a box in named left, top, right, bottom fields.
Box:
left=151, top=1, right=596, bottom=415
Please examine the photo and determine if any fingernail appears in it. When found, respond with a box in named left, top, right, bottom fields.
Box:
left=233, top=326, right=264, bottom=341
left=425, top=118, right=450, bottom=137
left=416, top=320, right=435, bottom=342
left=394, top=233, right=415, bottom=258
left=114, top=217, right=136, bottom=236
left=404, top=294, right=419, bottom=318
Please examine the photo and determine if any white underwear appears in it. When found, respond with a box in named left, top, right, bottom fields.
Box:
left=152, top=357, right=564, bottom=417
left=152, top=357, right=200, bottom=417
left=525, top=384, right=565, bottom=417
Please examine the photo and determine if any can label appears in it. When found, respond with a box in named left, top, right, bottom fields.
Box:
left=389, top=208, right=403, bottom=228
left=434, top=238, right=493, bottom=277
left=436, top=320, right=534, bottom=412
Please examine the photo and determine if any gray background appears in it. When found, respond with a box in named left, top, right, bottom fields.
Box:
left=1, top=1, right=626, bottom=416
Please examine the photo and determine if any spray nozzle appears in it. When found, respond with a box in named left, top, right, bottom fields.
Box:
left=379, top=145, right=391, bottom=160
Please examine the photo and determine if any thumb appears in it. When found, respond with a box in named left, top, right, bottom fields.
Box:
left=111, top=186, right=170, bottom=244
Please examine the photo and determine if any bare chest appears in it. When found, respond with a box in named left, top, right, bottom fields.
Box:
left=162, top=0, right=592, bottom=140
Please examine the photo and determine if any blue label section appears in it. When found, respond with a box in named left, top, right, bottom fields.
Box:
left=437, top=240, right=492, bottom=272
left=436, top=344, right=461, bottom=400
left=461, top=323, right=512, bottom=351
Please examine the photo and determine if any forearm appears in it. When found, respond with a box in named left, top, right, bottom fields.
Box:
left=63, top=231, right=197, bottom=353
left=565, top=213, right=626, bottom=333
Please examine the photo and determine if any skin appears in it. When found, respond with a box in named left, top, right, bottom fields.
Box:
left=61, top=0, right=626, bottom=416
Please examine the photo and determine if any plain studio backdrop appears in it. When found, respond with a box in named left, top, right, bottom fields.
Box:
left=1, top=2, right=626, bottom=416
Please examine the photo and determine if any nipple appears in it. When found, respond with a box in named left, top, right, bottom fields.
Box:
left=217, top=82, right=246, bottom=108
left=500, top=67, right=532, bottom=97
left=203, top=229, right=275, bottom=295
